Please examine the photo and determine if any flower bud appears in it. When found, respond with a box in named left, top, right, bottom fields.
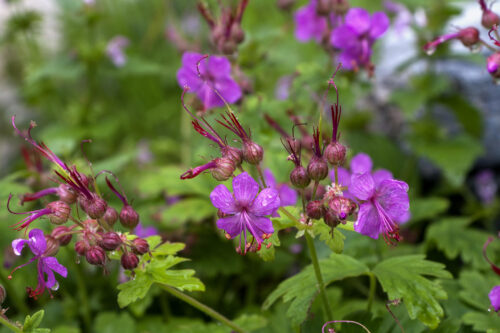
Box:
left=230, top=23, right=245, bottom=44
left=85, top=245, right=106, bottom=265
left=458, top=27, right=479, bottom=47
left=75, top=240, right=88, bottom=256
left=221, top=40, right=237, bottom=54
left=119, top=205, right=140, bottom=229
left=482, top=10, right=500, bottom=29
left=316, top=0, right=332, bottom=15
left=51, top=226, right=72, bottom=246
left=222, top=146, right=243, bottom=167
left=290, top=166, right=311, bottom=188
left=212, top=157, right=236, bottom=181
left=242, top=141, right=264, bottom=165
left=132, top=238, right=149, bottom=255
left=307, top=156, right=329, bottom=181
left=328, top=195, right=357, bottom=221
left=57, top=184, right=77, bottom=204
left=98, top=232, right=122, bottom=251
left=0, top=284, right=5, bottom=304
left=332, top=0, right=349, bottom=15
left=277, top=0, right=295, bottom=10
left=102, top=206, right=119, bottom=227
left=323, top=207, right=340, bottom=228
left=44, top=236, right=60, bottom=256
left=306, top=200, right=324, bottom=220
left=324, top=141, right=346, bottom=165
left=487, top=52, right=500, bottom=78
left=81, top=196, right=108, bottom=219
left=47, top=201, right=71, bottom=225
left=121, top=252, right=139, bottom=270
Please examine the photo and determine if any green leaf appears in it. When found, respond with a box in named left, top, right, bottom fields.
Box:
left=263, top=254, right=369, bottom=326
left=462, top=312, right=500, bottom=332
left=438, top=95, right=483, bottom=139
left=152, top=242, right=185, bottom=256
left=373, top=255, right=452, bottom=328
left=313, top=220, right=345, bottom=254
left=233, top=314, right=267, bottom=331
left=23, top=310, right=47, bottom=333
left=161, top=198, right=214, bottom=227
left=458, top=271, right=498, bottom=311
left=93, top=312, right=136, bottom=333
left=409, top=197, right=449, bottom=223
left=426, top=217, right=493, bottom=268
left=151, top=268, right=205, bottom=292
left=117, top=271, right=154, bottom=308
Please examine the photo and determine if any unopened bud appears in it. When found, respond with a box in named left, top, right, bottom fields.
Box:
left=277, top=0, right=295, bottom=10
left=230, top=23, right=245, bottom=44
left=51, top=226, right=72, bottom=246
left=458, top=27, right=479, bottom=47
left=328, top=195, right=357, bottom=222
left=306, top=200, right=324, bottom=220
left=290, top=166, right=311, bottom=188
left=119, top=205, right=140, bottom=229
left=75, top=240, right=88, bottom=256
left=323, top=207, right=340, bottom=228
left=482, top=10, right=500, bottom=29
left=307, top=156, right=329, bottom=181
left=316, top=0, right=332, bottom=15
left=324, top=141, right=346, bottom=165
left=81, top=196, right=108, bottom=219
left=487, top=52, right=500, bottom=78
left=132, top=238, right=149, bottom=255
left=98, top=232, right=122, bottom=251
left=85, top=245, right=106, bottom=265
left=121, top=252, right=139, bottom=270
left=332, top=0, right=349, bottom=15
left=242, top=141, right=264, bottom=164
left=222, top=146, right=243, bottom=167
left=44, top=236, right=60, bottom=256
left=57, top=184, right=77, bottom=204
left=102, top=206, right=119, bottom=227
left=212, top=157, right=236, bottom=181
left=47, top=201, right=71, bottom=225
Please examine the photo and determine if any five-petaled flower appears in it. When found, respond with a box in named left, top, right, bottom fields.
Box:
left=264, top=169, right=298, bottom=212
left=10, top=229, right=68, bottom=299
left=177, top=52, right=242, bottom=110
left=330, top=8, right=389, bottom=70
left=210, top=172, right=280, bottom=252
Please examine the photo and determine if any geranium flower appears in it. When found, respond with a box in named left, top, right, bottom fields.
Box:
left=177, top=52, right=242, bottom=110
left=489, top=285, right=500, bottom=312
left=264, top=169, right=298, bottom=207
left=294, top=0, right=328, bottom=42
left=330, top=8, right=389, bottom=70
left=134, top=223, right=159, bottom=238
left=210, top=172, right=280, bottom=251
left=10, top=229, right=68, bottom=298
left=106, top=36, right=129, bottom=67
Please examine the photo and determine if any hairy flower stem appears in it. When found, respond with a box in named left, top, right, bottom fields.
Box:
left=305, top=233, right=333, bottom=322
left=334, top=165, right=339, bottom=185
left=311, top=181, right=320, bottom=201
left=480, top=39, right=498, bottom=51
left=367, top=273, right=376, bottom=311
left=256, top=164, right=267, bottom=188
left=181, top=105, right=192, bottom=167
left=0, top=312, right=21, bottom=333
left=160, top=285, right=248, bottom=333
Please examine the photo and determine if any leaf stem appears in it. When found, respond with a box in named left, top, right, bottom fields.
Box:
left=367, top=273, right=376, bottom=312
left=0, top=311, right=22, bottom=333
left=160, top=285, right=248, bottom=333
left=305, top=232, right=333, bottom=322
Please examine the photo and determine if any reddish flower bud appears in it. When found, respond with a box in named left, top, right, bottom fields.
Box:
left=44, top=236, right=60, bottom=256
left=242, top=141, right=264, bottom=165
left=102, top=206, right=119, bottom=227
left=482, top=10, right=500, bottom=29
left=75, top=240, right=88, bottom=256
left=119, top=205, right=140, bottom=229
left=211, top=157, right=236, bottom=181
left=487, top=52, right=500, bottom=78
left=290, top=166, right=311, bottom=188
left=332, top=0, right=349, bottom=15
left=221, top=40, right=237, bottom=54
left=230, top=23, right=245, bottom=44
left=98, top=232, right=122, bottom=251
left=306, top=200, right=324, bottom=220
left=458, top=27, right=480, bottom=47
left=222, top=146, right=243, bottom=167
left=307, top=156, right=329, bottom=181
left=316, top=0, right=332, bottom=15
left=121, top=252, right=139, bottom=270
left=47, top=201, right=71, bottom=225
left=81, top=195, right=108, bottom=219
left=51, top=226, right=72, bottom=246
left=132, top=238, right=149, bottom=255
left=323, top=207, right=340, bottom=228
left=85, top=245, right=106, bottom=265
left=277, top=0, right=295, bottom=11
left=0, top=284, right=5, bottom=304
left=57, top=184, right=77, bottom=204
left=324, top=141, right=346, bottom=165
left=328, top=195, right=357, bottom=222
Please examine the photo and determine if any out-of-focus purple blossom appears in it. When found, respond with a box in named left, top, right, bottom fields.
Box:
left=83, top=0, right=95, bottom=5
left=294, top=0, right=328, bottom=43
left=474, top=170, right=497, bottom=204
left=106, top=36, right=129, bottom=67
left=330, top=8, right=389, bottom=70
left=289, top=243, right=303, bottom=254
left=10, top=229, right=67, bottom=299
left=384, top=0, right=412, bottom=35
left=210, top=172, right=280, bottom=251
left=264, top=169, right=298, bottom=217
left=490, top=285, right=500, bottom=311
left=177, top=52, right=242, bottom=110
left=275, top=74, right=296, bottom=100
left=134, top=223, right=159, bottom=238
left=487, top=52, right=500, bottom=78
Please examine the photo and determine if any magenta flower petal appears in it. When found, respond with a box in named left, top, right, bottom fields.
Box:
left=250, top=188, right=281, bottom=216
left=350, top=172, right=375, bottom=200
left=216, top=214, right=243, bottom=239
left=331, top=25, right=359, bottom=50
left=28, top=229, right=47, bottom=256
left=377, top=179, right=410, bottom=221
left=278, top=184, right=298, bottom=207
left=294, top=0, right=328, bottom=42
left=43, top=256, right=68, bottom=278
left=354, top=202, right=381, bottom=239
left=248, top=215, right=274, bottom=237
left=372, top=169, right=393, bottom=186
left=345, top=8, right=372, bottom=35
left=214, top=78, right=243, bottom=104
left=264, top=169, right=277, bottom=188
left=370, top=12, right=390, bottom=38
left=489, top=285, right=500, bottom=311
left=350, top=153, right=373, bottom=174
left=210, top=184, right=238, bottom=214
left=232, top=172, right=259, bottom=205
left=12, top=239, right=28, bottom=256
left=206, top=56, right=232, bottom=78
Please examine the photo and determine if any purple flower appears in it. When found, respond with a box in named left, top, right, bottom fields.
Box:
left=490, top=285, right=500, bottom=312
left=177, top=52, right=242, bottom=110
left=134, top=223, right=159, bottom=238
left=106, top=36, right=129, bottom=67
left=210, top=172, right=280, bottom=252
left=350, top=172, right=409, bottom=243
left=384, top=0, right=412, bottom=35
left=10, top=229, right=67, bottom=299
left=474, top=170, right=497, bottom=204
left=294, top=0, right=328, bottom=42
left=264, top=169, right=298, bottom=217
left=330, top=8, right=389, bottom=69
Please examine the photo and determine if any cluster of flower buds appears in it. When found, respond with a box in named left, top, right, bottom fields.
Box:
left=7, top=117, right=148, bottom=298
left=197, top=0, right=249, bottom=54
left=316, top=0, right=350, bottom=16
left=424, top=0, right=500, bottom=83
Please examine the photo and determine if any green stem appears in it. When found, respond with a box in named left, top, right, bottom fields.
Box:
left=181, top=106, right=192, bottom=168
left=367, top=273, right=376, bottom=312
left=305, top=233, right=333, bottom=322
left=255, top=164, right=267, bottom=187
left=0, top=312, right=22, bottom=333
left=66, top=250, right=91, bottom=330
left=160, top=285, right=248, bottom=333
left=311, top=181, right=319, bottom=201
